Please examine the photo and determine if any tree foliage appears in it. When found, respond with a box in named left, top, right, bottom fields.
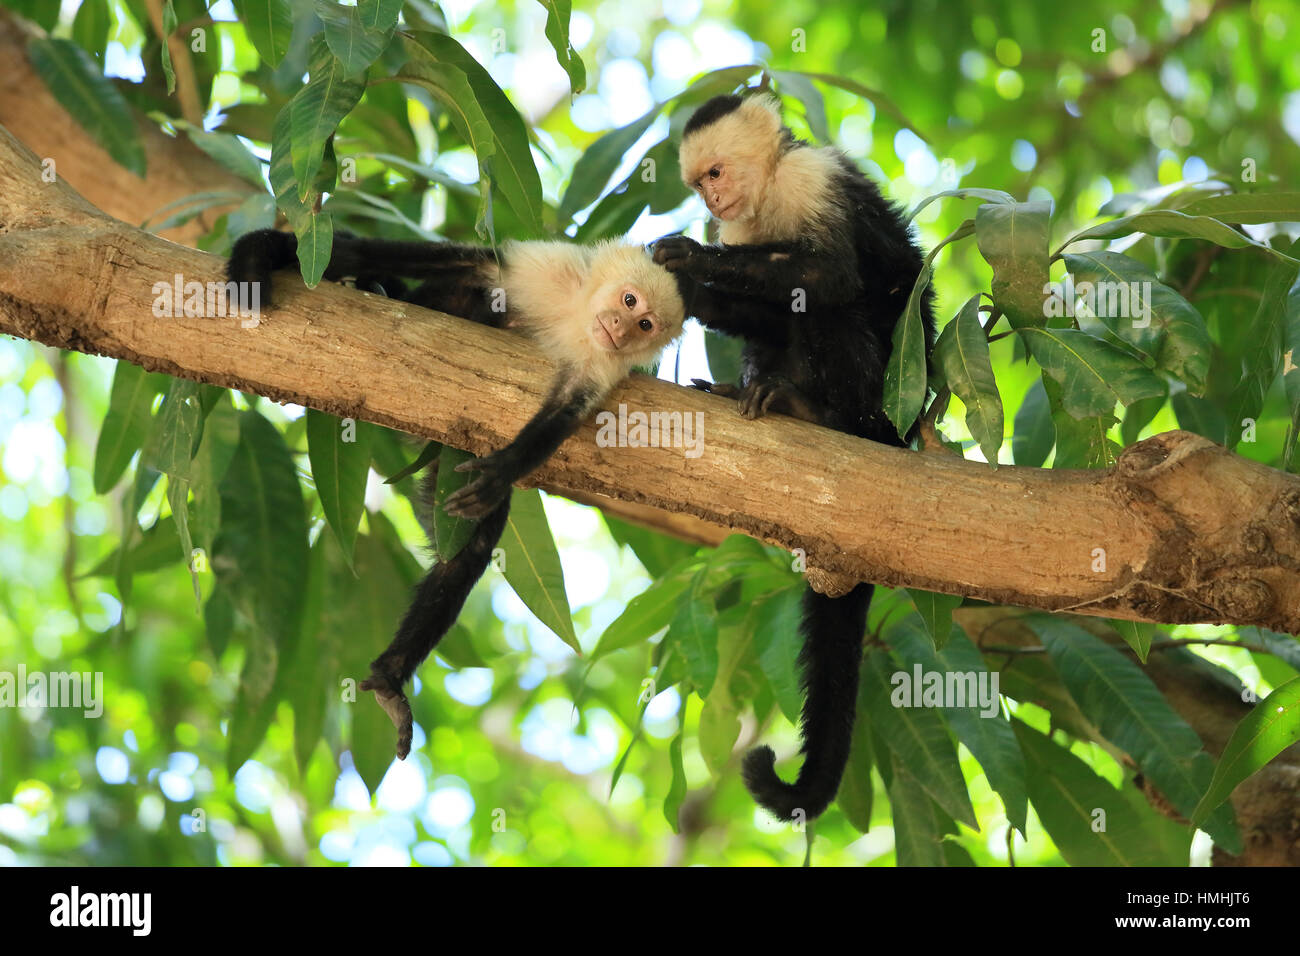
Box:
left=1, top=0, right=1299, bottom=867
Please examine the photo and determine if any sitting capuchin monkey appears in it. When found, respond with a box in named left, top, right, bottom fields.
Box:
left=651, top=93, right=936, bottom=822
left=228, top=230, right=686, bottom=756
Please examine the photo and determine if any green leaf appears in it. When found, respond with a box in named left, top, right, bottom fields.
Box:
left=81, top=514, right=181, bottom=578
left=159, top=0, right=177, bottom=92
left=382, top=440, right=440, bottom=486
left=1012, top=377, right=1054, bottom=467
left=933, top=294, right=1004, bottom=462
left=27, top=37, right=145, bottom=176
left=1192, top=677, right=1300, bottom=825
left=92, top=362, right=169, bottom=494
left=604, top=515, right=699, bottom=577
left=860, top=648, right=977, bottom=829
left=1284, top=280, right=1300, bottom=470
left=1032, top=618, right=1241, bottom=853
left=400, top=33, right=545, bottom=238
left=798, top=72, right=926, bottom=142
left=1061, top=210, right=1300, bottom=265
left=1012, top=719, right=1192, bottom=866
left=291, top=35, right=366, bottom=200
left=289, top=540, right=330, bottom=772
left=1179, top=192, right=1300, bottom=224
left=882, top=261, right=931, bottom=438
left=836, top=662, right=876, bottom=833
left=592, top=567, right=697, bottom=660
left=975, top=200, right=1052, bottom=330
left=216, top=411, right=310, bottom=773
left=233, top=0, right=294, bottom=68
left=668, top=568, right=720, bottom=695
left=190, top=395, right=240, bottom=553
left=752, top=585, right=805, bottom=723
left=179, top=124, right=267, bottom=186
left=906, top=187, right=1016, bottom=224
left=535, top=0, right=586, bottom=96
left=143, top=380, right=203, bottom=481
left=1120, top=388, right=1168, bottom=446
left=499, top=489, right=577, bottom=653
left=71, top=0, right=111, bottom=62
left=885, top=615, right=1028, bottom=834
left=1019, top=327, right=1166, bottom=418
left=906, top=589, right=963, bottom=650
left=1064, top=251, right=1211, bottom=392
left=558, top=109, right=659, bottom=223
left=307, top=410, right=372, bottom=567
left=663, top=730, right=687, bottom=833
left=771, top=71, right=829, bottom=142
left=431, top=445, right=478, bottom=560
left=358, top=0, right=403, bottom=32
left=887, top=759, right=948, bottom=866
left=314, top=0, right=394, bottom=77
left=1226, top=241, right=1300, bottom=447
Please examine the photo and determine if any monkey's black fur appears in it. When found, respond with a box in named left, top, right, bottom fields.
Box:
left=226, top=229, right=599, bottom=756
left=654, top=94, right=936, bottom=821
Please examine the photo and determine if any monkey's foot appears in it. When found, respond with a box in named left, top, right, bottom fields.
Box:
left=690, top=378, right=741, bottom=398
left=735, top=377, right=824, bottom=424
left=446, top=457, right=511, bottom=519
left=360, top=671, right=414, bottom=759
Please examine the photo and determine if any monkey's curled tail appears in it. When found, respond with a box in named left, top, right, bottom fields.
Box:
left=363, top=496, right=510, bottom=758
left=742, top=582, right=872, bottom=821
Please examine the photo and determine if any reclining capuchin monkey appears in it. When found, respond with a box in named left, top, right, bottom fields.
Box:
left=228, top=231, right=686, bottom=756
left=651, top=93, right=936, bottom=822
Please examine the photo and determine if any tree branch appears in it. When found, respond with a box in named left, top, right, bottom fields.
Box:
left=2, top=121, right=1300, bottom=632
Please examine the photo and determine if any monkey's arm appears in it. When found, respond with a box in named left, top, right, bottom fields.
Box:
left=651, top=236, right=861, bottom=305
left=444, top=374, right=601, bottom=518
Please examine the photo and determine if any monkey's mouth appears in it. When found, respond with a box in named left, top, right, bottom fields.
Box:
left=594, top=318, right=619, bottom=350
left=715, top=199, right=741, bottom=219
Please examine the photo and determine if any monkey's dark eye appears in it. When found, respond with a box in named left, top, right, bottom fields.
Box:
left=623, top=292, right=638, bottom=309
left=638, top=318, right=653, bottom=332
left=708, top=166, right=721, bottom=179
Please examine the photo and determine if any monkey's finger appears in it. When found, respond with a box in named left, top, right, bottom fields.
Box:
left=690, top=378, right=716, bottom=391
left=453, top=458, right=487, bottom=473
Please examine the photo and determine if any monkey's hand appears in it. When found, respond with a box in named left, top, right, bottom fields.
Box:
left=359, top=671, right=414, bottom=759
left=650, top=236, right=706, bottom=273
left=445, top=454, right=513, bottom=519
left=690, top=378, right=741, bottom=398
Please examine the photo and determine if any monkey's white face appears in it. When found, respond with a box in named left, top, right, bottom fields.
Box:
left=689, top=160, right=747, bottom=221
left=590, top=284, right=668, bottom=357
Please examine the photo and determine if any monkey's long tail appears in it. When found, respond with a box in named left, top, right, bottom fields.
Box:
left=364, top=496, right=511, bottom=760
left=742, top=582, right=872, bottom=821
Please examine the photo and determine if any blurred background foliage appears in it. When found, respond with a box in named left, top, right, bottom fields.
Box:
left=0, top=0, right=1298, bottom=866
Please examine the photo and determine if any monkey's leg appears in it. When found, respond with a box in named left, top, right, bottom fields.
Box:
left=360, top=497, right=510, bottom=758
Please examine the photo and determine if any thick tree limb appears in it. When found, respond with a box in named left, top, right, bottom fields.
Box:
left=2, top=122, right=1300, bottom=632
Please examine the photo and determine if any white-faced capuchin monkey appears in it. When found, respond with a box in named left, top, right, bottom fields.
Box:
left=228, top=231, right=686, bottom=756
left=651, top=93, right=936, bottom=822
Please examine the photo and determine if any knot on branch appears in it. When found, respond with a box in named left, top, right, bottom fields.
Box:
left=1201, top=576, right=1275, bottom=618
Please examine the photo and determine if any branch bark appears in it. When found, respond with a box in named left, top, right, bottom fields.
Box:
left=2, top=120, right=1300, bottom=632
